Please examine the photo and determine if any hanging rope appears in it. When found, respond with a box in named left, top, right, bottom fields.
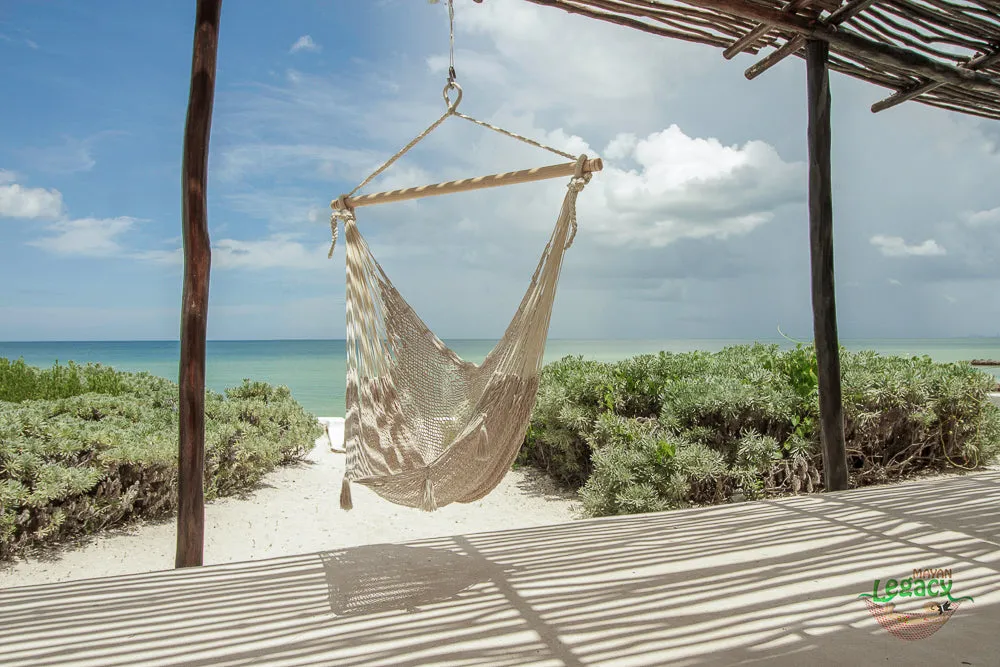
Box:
left=447, top=0, right=457, bottom=84
left=453, top=110, right=576, bottom=160
left=329, top=0, right=585, bottom=258
left=343, top=0, right=576, bottom=202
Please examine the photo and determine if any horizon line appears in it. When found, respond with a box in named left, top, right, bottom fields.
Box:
left=3, top=336, right=1000, bottom=344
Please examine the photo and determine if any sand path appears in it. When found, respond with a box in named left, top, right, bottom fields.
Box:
left=1, top=419, right=581, bottom=588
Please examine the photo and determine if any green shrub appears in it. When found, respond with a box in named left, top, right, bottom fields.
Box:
left=0, top=359, right=322, bottom=559
left=0, top=358, right=129, bottom=403
left=580, top=413, right=687, bottom=516
left=521, top=345, right=1000, bottom=517
left=521, top=356, right=608, bottom=487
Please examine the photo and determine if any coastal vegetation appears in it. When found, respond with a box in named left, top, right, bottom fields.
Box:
left=520, top=344, right=1000, bottom=517
left=4, top=345, right=999, bottom=557
left=0, top=358, right=321, bottom=560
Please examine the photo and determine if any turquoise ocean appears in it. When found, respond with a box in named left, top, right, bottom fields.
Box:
left=2, top=339, right=999, bottom=418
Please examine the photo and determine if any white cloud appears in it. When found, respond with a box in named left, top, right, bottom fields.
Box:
left=134, top=247, right=183, bottom=265
left=290, top=35, right=320, bottom=54
left=214, top=235, right=330, bottom=270
left=588, top=126, right=804, bottom=247
left=870, top=235, right=946, bottom=257
left=217, top=143, right=376, bottom=182
left=215, top=36, right=804, bottom=261
left=459, top=0, right=711, bottom=119
left=888, top=278, right=902, bottom=286
left=166, top=0, right=997, bottom=339
left=135, top=235, right=331, bottom=271
left=28, top=217, right=137, bottom=257
left=2, top=170, right=331, bottom=270
left=2, top=173, right=143, bottom=257
left=20, top=136, right=97, bottom=174
left=0, top=176, right=64, bottom=219
left=965, top=206, right=1000, bottom=226
left=0, top=31, right=39, bottom=50
left=222, top=191, right=331, bottom=227
left=604, top=134, right=638, bottom=161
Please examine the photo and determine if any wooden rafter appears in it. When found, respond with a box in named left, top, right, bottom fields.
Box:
left=723, top=0, right=814, bottom=60
left=521, top=0, right=1000, bottom=118
left=873, top=45, right=1000, bottom=112
left=744, top=0, right=882, bottom=80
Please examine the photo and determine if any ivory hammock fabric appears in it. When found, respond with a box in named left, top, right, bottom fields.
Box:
left=336, top=163, right=591, bottom=511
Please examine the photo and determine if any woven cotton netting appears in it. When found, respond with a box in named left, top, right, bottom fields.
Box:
left=339, top=171, right=589, bottom=511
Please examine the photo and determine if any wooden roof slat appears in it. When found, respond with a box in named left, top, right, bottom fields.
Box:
left=744, top=0, right=882, bottom=80
left=873, top=46, right=1000, bottom=111
left=723, top=0, right=814, bottom=59
left=528, top=0, right=736, bottom=46
left=887, top=0, right=1000, bottom=40
left=881, top=2, right=996, bottom=47
left=522, top=0, right=1000, bottom=117
left=921, top=93, right=1000, bottom=119
left=609, top=0, right=761, bottom=37
left=852, top=12, right=976, bottom=59
left=867, top=6, right=995, bottom=56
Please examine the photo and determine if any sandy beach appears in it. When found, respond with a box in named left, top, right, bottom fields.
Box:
left=0, top=418, right=581, bottom=589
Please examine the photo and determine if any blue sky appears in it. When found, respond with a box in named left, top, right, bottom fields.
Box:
left=2, top=0, right=999, bottom=341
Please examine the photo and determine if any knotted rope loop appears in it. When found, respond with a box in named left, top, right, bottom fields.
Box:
left=328, top=195, right=355, bottom=258
left=562, top=155, right=592, bottom=250
left=336, top=194, right=354, bottom=214
left=571, top=154, right=593, bottom=187
left=443, top=81, right=463, bottom=113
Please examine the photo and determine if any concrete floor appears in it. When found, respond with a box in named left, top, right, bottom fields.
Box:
left=1, top=470, right=998, bottom=666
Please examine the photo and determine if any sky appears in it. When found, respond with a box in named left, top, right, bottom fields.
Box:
left=1, top=0, right=999, bottom=342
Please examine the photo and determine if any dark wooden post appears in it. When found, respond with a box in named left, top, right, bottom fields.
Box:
left=805, top=39, right=849, bottom=492
left=176, top=0, right=222, bottom=568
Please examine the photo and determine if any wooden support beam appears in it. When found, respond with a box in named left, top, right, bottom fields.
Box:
left=331, top=158, right=603, bottom=212
left=805, top=39, right=849, bottom=492
left=872, top=48, right=1000, bottom=113
left=177, top=0, right=222, bottom=569
left=744, top=0, right=880, bottom=80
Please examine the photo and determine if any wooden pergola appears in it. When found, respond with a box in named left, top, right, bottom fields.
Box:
left=175, top=0, right=1000, bottom=567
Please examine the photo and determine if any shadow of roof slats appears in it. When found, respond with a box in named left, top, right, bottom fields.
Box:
left=1, top=470, right=998, bottom=665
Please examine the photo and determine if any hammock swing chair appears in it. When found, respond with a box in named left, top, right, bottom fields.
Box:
left=329, top=0, right=602, bottom=512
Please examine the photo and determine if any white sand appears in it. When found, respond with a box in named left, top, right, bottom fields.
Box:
left=0, top=418, right=581, bottom=588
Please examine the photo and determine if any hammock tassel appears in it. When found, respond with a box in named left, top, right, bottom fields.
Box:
left=340, top=477, right=353, bottom=511
left=421, top=477, right=438, bottom=512
left=327, top=214, right=339, bottom=258
left=475, top=421, right=490, bottom=461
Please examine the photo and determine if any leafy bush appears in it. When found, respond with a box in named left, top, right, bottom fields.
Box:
left=520, top=344, right=1000, bottom=517
left=0, top=357, right=129, bottom=403
left=0, top=359, right=322, bottom=559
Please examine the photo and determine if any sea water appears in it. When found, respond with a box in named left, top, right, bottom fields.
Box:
left=2, top=338, right=999, bottom=418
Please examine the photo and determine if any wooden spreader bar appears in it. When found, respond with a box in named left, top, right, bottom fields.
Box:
left=331, top=158, right=603, bottom=211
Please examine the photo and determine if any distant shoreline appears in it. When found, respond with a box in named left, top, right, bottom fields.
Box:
left=5, top=339, right=1000, bottom=417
